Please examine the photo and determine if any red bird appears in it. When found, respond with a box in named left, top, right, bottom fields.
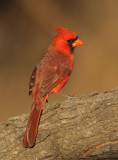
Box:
left=23, top=26, right=83, bottom=147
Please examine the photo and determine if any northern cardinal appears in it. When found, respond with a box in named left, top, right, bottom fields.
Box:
left=23, top=26, right=83, bottom=147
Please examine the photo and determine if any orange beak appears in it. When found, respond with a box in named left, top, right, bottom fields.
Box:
left=72, top=39, right=84, bottom=47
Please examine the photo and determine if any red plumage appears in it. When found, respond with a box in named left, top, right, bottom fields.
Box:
left=23, top=26, right=83, bottom=147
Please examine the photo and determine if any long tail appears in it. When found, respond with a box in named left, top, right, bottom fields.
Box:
left=23, top=96, right=46, bottom=147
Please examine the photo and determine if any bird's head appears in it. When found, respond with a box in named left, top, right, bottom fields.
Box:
left=50, top=26, right=83, bottom=54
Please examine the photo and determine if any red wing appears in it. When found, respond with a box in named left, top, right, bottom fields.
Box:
left=40, top=68, right=71, bottom=97
left=29, top=50, right=72, bottom=96
left=29, top=66, right=37, bottom=95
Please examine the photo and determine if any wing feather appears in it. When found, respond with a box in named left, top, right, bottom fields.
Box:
left=40, top=68, right=71, bottom=97
left=29, top=66, right=37, bottom=95
left=29, top=50, right=72, bottom=97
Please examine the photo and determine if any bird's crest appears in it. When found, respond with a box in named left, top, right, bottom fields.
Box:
left=53, top=26, right=77, bottom=39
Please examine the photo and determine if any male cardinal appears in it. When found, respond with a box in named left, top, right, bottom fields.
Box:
left=23, top=26, right=83, bottom=147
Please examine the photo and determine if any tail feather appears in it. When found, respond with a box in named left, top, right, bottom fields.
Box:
left=23, top=98, right=45, bottom=147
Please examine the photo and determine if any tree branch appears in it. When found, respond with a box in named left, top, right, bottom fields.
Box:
left=1, top=88, right=118, bottom=160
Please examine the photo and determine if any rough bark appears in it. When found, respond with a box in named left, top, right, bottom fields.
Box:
left=0, top=88, right=118, bottom=160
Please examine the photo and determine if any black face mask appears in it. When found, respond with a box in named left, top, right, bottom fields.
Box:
left=67, top=36, right=78, bottom=53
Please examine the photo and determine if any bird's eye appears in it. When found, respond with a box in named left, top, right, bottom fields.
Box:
left=67, top=36, right=78, bottom=44
left=67, top=39, right=72, bottom=43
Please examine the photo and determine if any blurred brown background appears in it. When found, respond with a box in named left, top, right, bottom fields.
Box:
left=0, top=0, right=118, bottom=122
